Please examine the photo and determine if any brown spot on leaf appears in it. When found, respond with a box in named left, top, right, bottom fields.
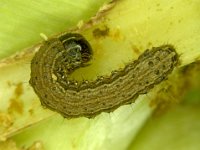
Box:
left=0, top=113, right=13, bottom=129
left=8, top=98, right=24, bottom=115
left=6, top=83, right=24, bottom=115
left=93, top=26, right=110, bottom=39
left=131, top=45, right=140, bottom=54
left=14, top=83, right=23, bottom=98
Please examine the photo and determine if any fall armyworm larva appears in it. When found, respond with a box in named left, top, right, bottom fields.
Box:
left=29, top=33, right=178, bottom=118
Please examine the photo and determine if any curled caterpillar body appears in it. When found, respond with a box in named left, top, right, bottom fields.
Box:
left=30, top=33, right=178, bottom=118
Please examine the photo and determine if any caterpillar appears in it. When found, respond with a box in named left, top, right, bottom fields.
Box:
left=29, top=33, right=178, bottom=118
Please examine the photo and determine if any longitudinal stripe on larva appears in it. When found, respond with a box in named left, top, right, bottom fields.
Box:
left=29, top=33, right=178, bottom=118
